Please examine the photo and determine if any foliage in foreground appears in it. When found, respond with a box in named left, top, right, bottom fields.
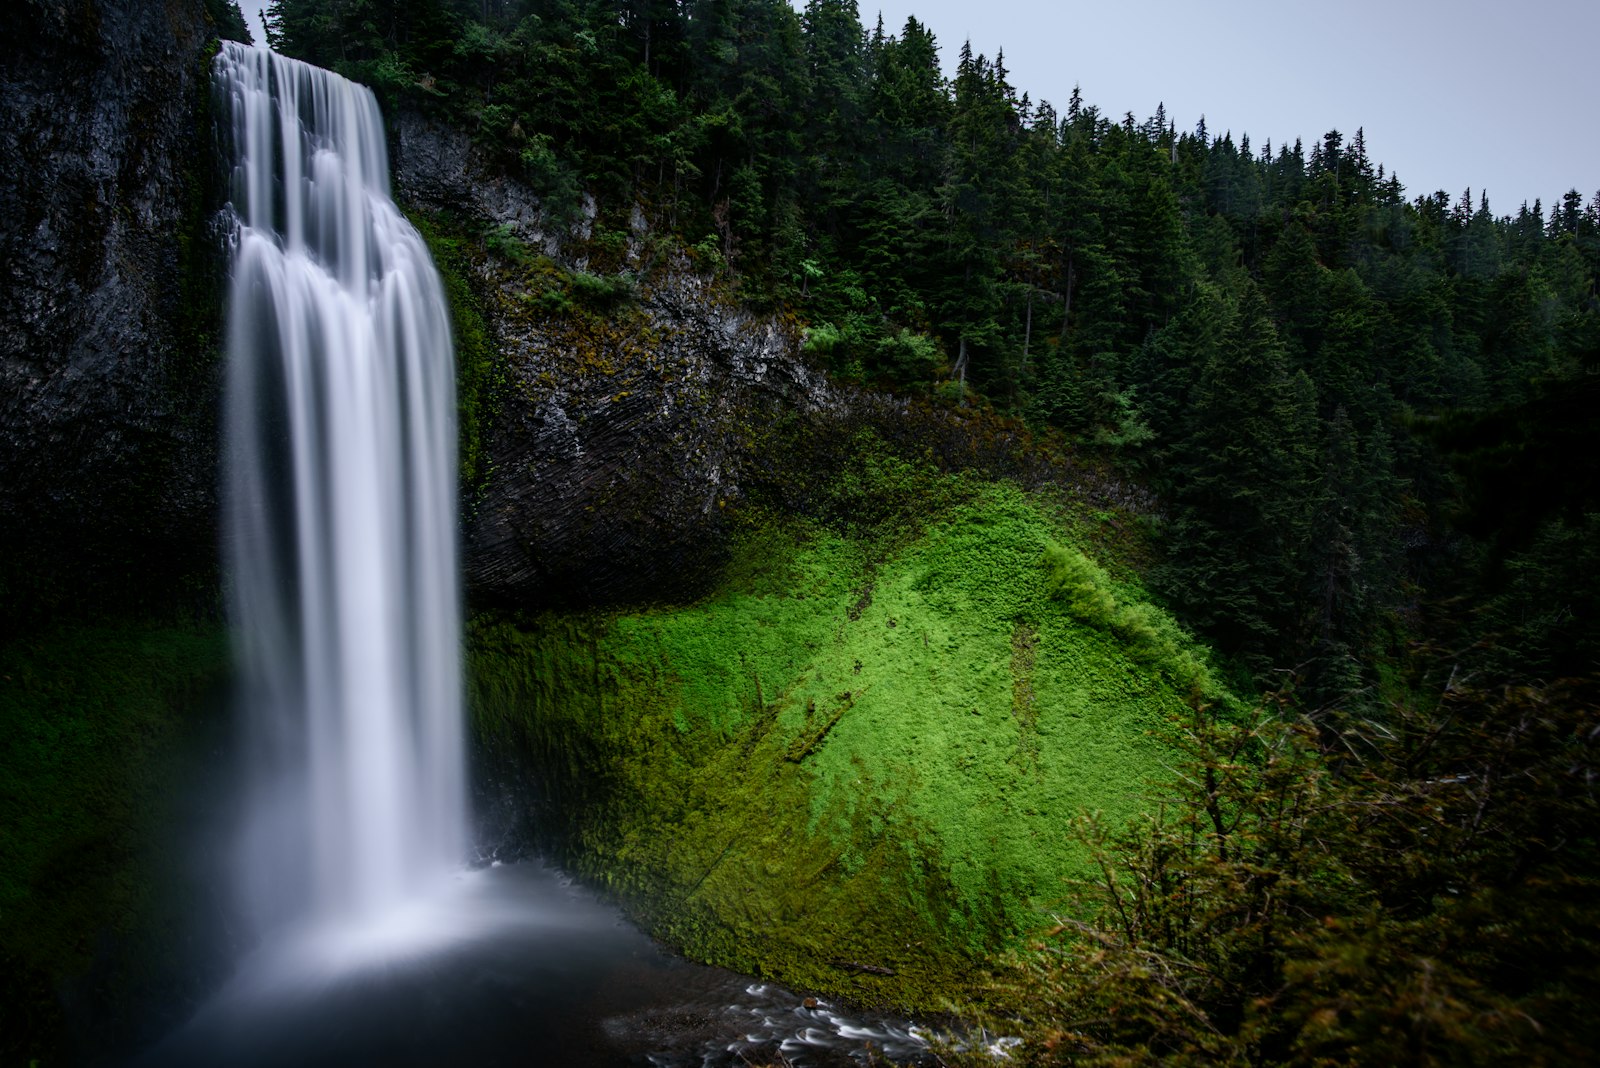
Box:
left=953, top=680, right=1599, bottom=1066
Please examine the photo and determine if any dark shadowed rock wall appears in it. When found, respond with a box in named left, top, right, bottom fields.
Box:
left=0, top=0, right=244, bottom=630
left=395, top=114, right=829, bottom=607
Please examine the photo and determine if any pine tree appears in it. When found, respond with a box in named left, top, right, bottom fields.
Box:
left=1161, top=287, right=1321, bottom=670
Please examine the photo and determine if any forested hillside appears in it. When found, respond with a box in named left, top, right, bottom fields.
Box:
left=259, top=2, right=1600, bottom=1061
left=266, top=0, right=1598, bottom=704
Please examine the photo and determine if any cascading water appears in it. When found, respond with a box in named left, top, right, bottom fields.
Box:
left=214, top=41, right=466, bottom=940
left=147, top=41, right=943, bottom=1068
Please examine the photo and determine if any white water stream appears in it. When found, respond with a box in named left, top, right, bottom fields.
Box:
left=215, top=41, right=465, bottom=942
left=148, top=44, right=953, bottom=1067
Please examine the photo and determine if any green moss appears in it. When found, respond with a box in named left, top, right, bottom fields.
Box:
left=1042, top=541, right=1221, bottom=702
left=0, top=621, right=228, bottom=1068
left=470, top=477, right=1229, bottom=1009
left=407, top=211, right=499, bottom=495
left=0, top=625, right=229, bottom=974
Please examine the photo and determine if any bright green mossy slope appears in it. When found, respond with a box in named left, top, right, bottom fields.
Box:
left=470, top=475, right=1233, bottom=1009
left=0, top=625, right=229, bottom=997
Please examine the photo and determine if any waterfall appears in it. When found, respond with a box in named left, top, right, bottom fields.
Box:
left=214, top=42, right=466, bottom=937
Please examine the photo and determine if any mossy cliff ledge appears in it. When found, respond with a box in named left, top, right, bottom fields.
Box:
left=392, top=112, right=1149, bottom=611
left=0, top=18, right=1219, bottom=1042
left=397, top=112, right=825, bottom=606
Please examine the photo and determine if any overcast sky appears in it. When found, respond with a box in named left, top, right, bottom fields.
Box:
left=857, top=0, right=1598, bottom=214
left=245, top=0, right=1598, bottom=215
left=245, top=3, right=269, bottom=48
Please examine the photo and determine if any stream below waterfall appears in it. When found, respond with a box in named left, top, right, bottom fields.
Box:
left=136, top=859, right=942, bottom=1067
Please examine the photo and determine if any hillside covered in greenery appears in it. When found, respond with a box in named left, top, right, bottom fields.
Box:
left=256, top=0, right=1600, bottom=1062
left=2, top=0, right=1595, bottom=1063
left=270, top=0, right=1599, bottom=703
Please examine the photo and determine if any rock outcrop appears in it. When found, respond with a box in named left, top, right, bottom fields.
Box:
left=0, top=0, right=242, bottom=627
left=392, top=114, right=1149, bottom=610
left=0, top=2, right=1147, bottom=624
left=395, top=113, right=831, bottom=606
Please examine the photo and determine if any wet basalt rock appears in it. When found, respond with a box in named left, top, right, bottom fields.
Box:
left=470, top=275, right=829, bottom=607
left=0, top=0, right=246, bottom=628
left=395, top=112, right=833, bottom=607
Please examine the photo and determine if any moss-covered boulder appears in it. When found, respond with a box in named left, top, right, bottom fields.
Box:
left=470, top=468, right=1229, bottom=1008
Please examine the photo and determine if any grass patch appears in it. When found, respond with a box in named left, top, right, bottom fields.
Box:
left=0, top=625, right=228, bottom=969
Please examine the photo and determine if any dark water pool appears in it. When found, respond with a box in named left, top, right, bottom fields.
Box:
left=133, top=861, right=944, bottom=1067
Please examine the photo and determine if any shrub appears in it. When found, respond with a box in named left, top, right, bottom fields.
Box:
left=872, top=328, right=943, bottom=384
left=951, top=679, right=1600, bottom=1066
left=1043, top=541, right=1213, bottom=698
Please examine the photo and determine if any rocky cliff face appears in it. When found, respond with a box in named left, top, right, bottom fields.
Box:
left=392, top=115, right=1149, bottom=610
left=394, top=115, right=832, bottom=607
left=0, top=0, right=238, bottom=627
left=0, top=2, right=1146, bottom=625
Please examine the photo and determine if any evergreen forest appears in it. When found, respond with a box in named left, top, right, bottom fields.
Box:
left=3, top=0, right=1596, bottom=1063
left=256, top=1, right=1600, bottom=1062
left=267, top=0, right=1600, bottom=698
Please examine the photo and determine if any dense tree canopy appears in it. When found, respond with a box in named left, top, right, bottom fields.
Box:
left=244, top=5, right=1600, bottom=1062
left=266, top=0, right=1599, bottom=698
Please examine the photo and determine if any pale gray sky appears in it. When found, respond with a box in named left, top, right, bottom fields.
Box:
left=244, top=1, right=1598, bottom=214
left=856, top=0, right=1598, bottom=214
left=246, top=2, right=269, bottom=48
left=243, top=1, right=268, bottom=42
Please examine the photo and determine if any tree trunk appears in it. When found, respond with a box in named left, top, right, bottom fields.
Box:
left=1022, top=290, right=1034, bottom=372
left=1060, top=252, right=1076, bottom=342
